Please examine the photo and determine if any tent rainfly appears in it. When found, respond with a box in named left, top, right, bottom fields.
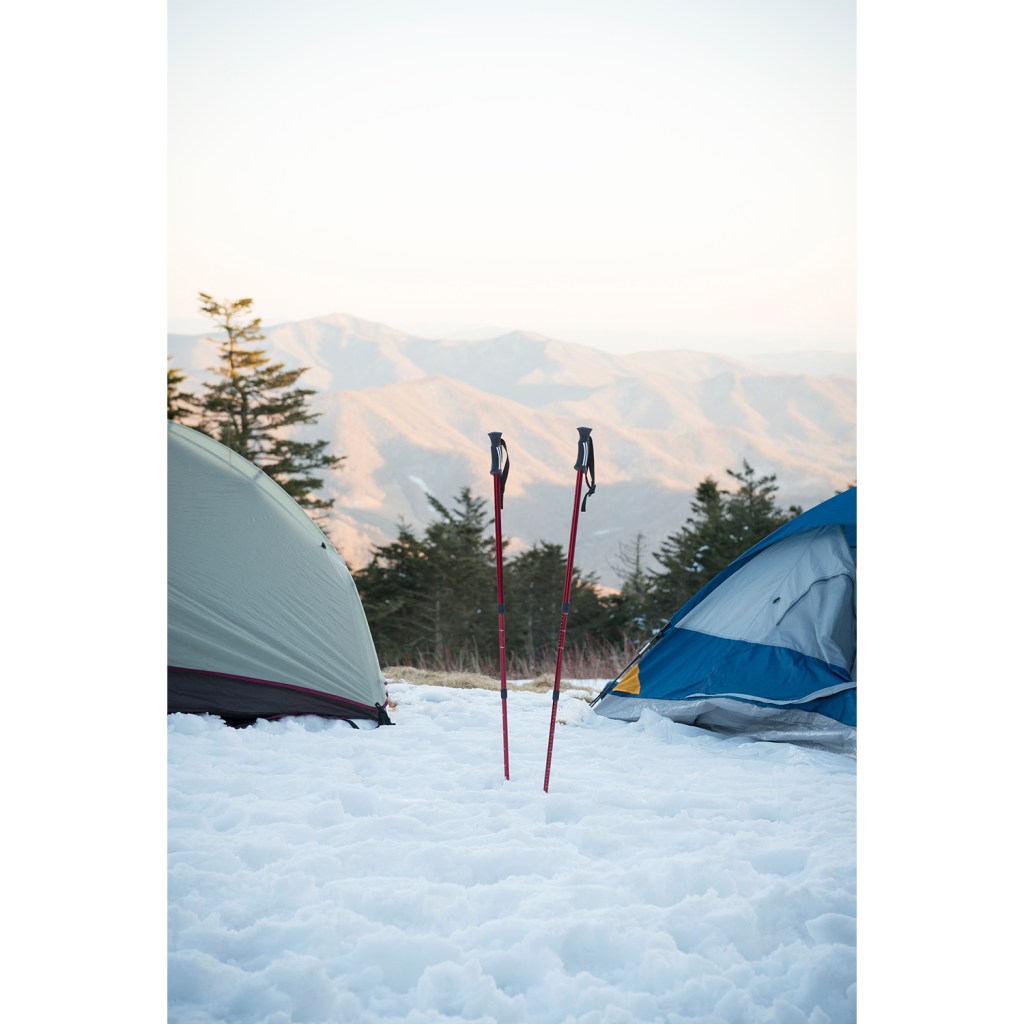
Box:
left=167, top=421, right=390, bottom=726
left=593, top=487, right=856, bottom=755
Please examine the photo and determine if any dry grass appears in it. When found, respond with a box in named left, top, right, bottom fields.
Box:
left=377, top=637, right=637, bottom=686
left=382, top=666, right=499, bottom=690
left=383, top=665, right=601, bottom=699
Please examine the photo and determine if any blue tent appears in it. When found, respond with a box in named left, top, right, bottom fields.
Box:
left=593, top=488, right=856, bottom=755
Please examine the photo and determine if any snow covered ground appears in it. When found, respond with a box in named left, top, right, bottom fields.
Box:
left=168, top=679, right=856, bottom=1023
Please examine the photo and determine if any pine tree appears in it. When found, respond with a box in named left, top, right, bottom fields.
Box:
left=648, top=476, right=731, bottom=624
left=355, top=488, right=618, bottom=672
left=167, top=358, right=197, bottom=422
left=606, top=532, right=657, bottom=644
left=504, top=541, right=609, bottom=669
left=647, top=464, right=800, bottom=625
left=722, top=461, right=801, bottom=555
left=504, top=542, right=566, bottom=662
left=354, top=489, right=494, bottom=669
left=420, top=489, right=494, bottom=665
left=355, top=523, right=431, bottom=665
left=196, top=293, right=343, bottom=512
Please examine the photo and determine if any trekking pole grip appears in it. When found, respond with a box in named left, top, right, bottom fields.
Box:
left=488, top=431, right=503, bottom=476
left=574, top=426, right=592, bottom=471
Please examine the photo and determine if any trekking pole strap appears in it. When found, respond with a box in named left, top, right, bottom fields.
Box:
left=488, top=431, right=510, bottom=509
left=574, top=426, right=596, bottom=512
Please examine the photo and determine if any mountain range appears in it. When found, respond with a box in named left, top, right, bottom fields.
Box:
left=167, top=313, right=856, bottom=589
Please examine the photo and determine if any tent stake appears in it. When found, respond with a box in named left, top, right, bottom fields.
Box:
left=543, top=427, right=596, bottom=793
left=488, top=432, right=511, bottom=781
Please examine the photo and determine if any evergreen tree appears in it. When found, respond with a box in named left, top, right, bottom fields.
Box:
left=355, top=523, right=431, bottom=665
left=504, top=541, right=610, bottom=668
left=167, top=358, right=197, bottom=422
left=196, top=293, right=342, bottom=512
left=722, top=461, right=801, bottom=555
left=605, top=532, right=657, bottom=644
left=647, top=476, right=731, bottom=625
left=420, top=489, right=495, bottom=664
left=354, top=489, right=494, bottom=668
left=504, top=542, right=566, bottom=662
left=355, top=489, right=619, bottom=672
left=647, top=463, right=800, bottom=626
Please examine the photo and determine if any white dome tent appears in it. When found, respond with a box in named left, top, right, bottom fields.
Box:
left=167, top=421, right=390, bottom=727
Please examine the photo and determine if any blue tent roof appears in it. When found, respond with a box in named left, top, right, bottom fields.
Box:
left=668, top=486, right=857, bottom=627
left=594, top=487, right=857, bottom=755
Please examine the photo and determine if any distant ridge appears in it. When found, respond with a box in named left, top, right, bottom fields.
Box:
left=167, top=313, right=855, bottom=588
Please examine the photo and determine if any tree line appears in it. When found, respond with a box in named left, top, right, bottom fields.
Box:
left=354, top=466, right=802, bottom=677
left=169, top=294, right=807, bottom=677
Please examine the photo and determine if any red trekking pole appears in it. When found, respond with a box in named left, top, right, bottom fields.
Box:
left=543, top=426, right=596, bottom=793
left=488, top=431, right=511, bottom=780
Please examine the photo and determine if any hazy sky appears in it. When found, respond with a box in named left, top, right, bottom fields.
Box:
left=168, top=0, right=855, bottom=353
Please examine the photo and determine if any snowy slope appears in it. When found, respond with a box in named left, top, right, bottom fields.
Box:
left=168, top=680, right=856, bottom=1024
